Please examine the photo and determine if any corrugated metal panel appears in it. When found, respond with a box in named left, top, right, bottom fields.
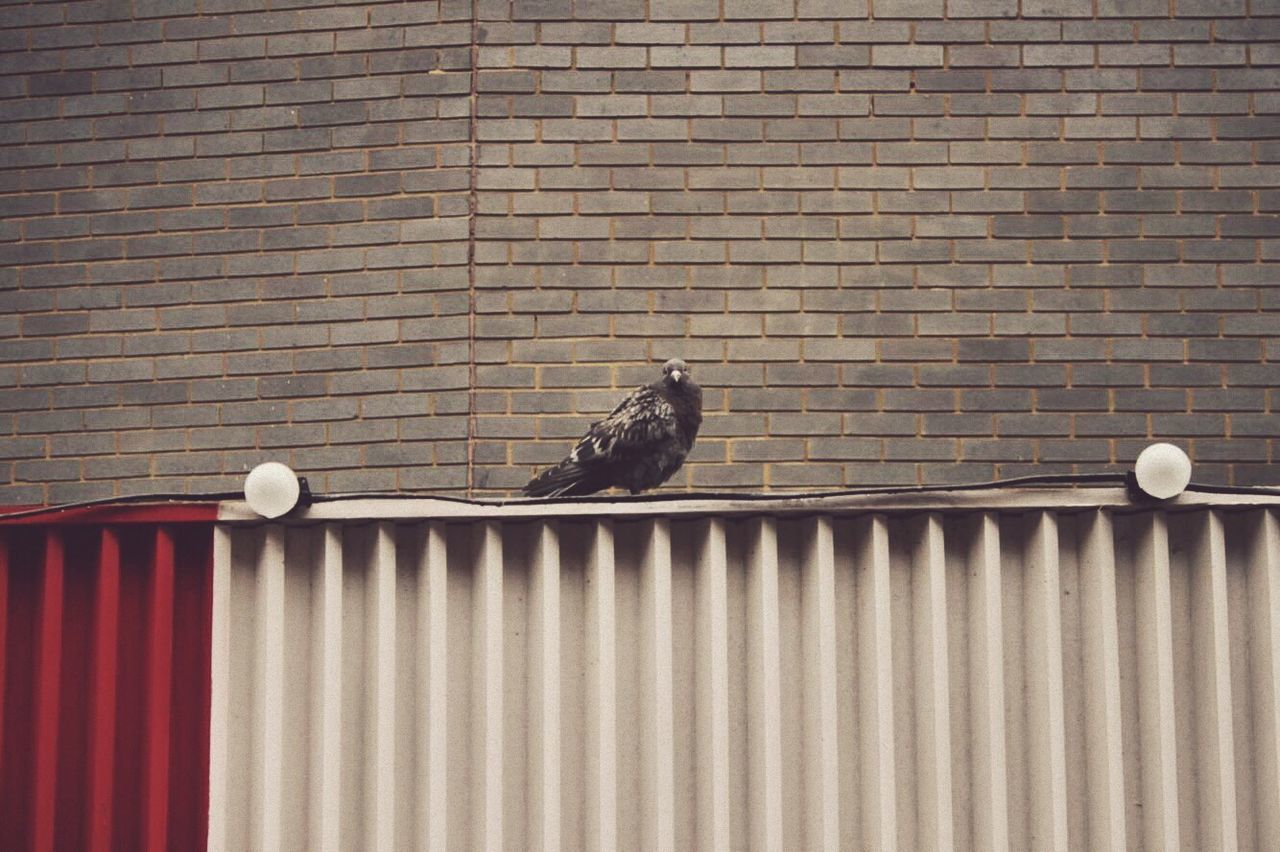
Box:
left=209, top=505, right=1280, bottom=851
left=0, top=521, right=214, bottom=852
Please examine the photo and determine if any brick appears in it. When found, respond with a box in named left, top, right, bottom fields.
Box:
left=871, top=45, right=943, bottom=68
left=763, top=463, right=842, bottom=487
left=720, top=0, right=793, bottom=18
left=725, top=47, right=796, bottom=68
left=957, top=436, right=1034, bottom=463
left=1040, top=440, right=1111, bottom=463
left=615, top=70, right=687, bottom=93
left=650, top=46, right=721, bottom=68
left=957, top=338, right=1031, bottom=362
left=958, top=388, right=1031, bottom=413
left=1024, top=45, right=1093, bottom=68
left=732, top=439, right=807, bottom=462
left=1109, top=390, right=1188, bottom=417
left=873, top=0, right=943, bottom=15
left=882, top=438, right=957, bottom=461
left=1, top=5, right=1277, bottom=497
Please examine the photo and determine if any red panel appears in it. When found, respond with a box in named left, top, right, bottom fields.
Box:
left=33, top=529, right=64, bottom=852
left=0, top=503, right=220, bottom=526
left=142, top=528, right=175, bottom=852
left=54, top=532, right=97, bottom=852
left=0, top=523, right=213, bottom=852
left=0, top=533, right=7, bottom=785
left=86, top=529, right=120, bottom=852
left=0, top=531, right=41, bottom=852
left=167, top=526, right=214, bottom=849
left=111, top=530, right=149, bottom=852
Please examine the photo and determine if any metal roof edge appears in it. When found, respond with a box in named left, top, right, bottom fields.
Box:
left=0, top=501, right=222, bottom=525
left=216, top=486, right=1280, bottom=523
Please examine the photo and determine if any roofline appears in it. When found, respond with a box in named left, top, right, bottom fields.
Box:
left=217, top=485, right=1280, bottom=523
left=0, top=502, right=221, bottom=526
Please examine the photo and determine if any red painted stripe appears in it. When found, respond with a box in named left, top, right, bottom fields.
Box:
left=142, top=527, right=175, bottom=852
left=86, top=528, right=120, bottom=852
left=33, top=529, right=64, bottom=852
left=195, top=530, right=213, bottom=848
left=0, top=534, right=8, bottom=786
left=0, top=522, right=215, bottom=850
left=54, top=533, right=97, bottom=851
left=0, top=503, right=221, bottom=526
left=111, top=530, right=148, bottom=851
left=0, top=531, right=39, bottom=851
left=166, top=526, right=214, bottom=849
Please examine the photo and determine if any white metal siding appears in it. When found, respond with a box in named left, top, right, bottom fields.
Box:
left=208, top=502, right=1280, bottom=851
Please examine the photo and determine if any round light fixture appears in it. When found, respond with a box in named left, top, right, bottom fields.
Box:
left=244, top=461, right=304, bottom=518
left=1131, top=442, right=1192, bottom=501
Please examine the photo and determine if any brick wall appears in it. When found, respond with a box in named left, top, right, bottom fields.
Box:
left=2, top=0, right=1278, bottom=503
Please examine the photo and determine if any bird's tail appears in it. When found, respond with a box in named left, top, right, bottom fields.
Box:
left=522, top=461, right=592, bottom=498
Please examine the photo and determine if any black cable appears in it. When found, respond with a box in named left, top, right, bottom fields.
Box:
left=314, top=472, right=1132, bottom=507
left=5, top=472, right=1278, bottom=524
left=1184, top=482, right=1280, bottom=497
left=290, top=474, right=1280, bottom=504
left=1, top=474, right=1121, bottom=521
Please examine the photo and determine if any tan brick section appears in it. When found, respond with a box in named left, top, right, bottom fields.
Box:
left=1, top=0, right=1278, bottom=502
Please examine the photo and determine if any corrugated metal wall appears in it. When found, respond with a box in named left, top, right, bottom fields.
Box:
left=210, top=503, right=1280, bottom=851
left=0, top=518, right=214, bottom=852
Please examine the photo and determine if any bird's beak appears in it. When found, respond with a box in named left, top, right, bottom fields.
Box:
left=671, top=370, right=683, bottom=383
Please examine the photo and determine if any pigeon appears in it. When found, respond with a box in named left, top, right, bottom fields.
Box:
left=523, top=358, right=703, bottom=498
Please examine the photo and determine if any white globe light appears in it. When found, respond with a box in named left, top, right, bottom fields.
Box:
left=244, top=462, right=302, bottom=518
left=1133, top=443, right=1192, bottom=500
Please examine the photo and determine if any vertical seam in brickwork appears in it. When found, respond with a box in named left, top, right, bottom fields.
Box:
left=465, top=3, right=480, bottom=498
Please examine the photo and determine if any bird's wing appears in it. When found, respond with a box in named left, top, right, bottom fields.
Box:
left=569, top=385, right=678, bottom=466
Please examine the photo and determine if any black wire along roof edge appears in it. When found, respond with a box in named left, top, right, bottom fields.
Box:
left=6, top=472, right=1280, bottom=524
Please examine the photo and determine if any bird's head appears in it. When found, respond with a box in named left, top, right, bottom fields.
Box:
left=662, top=358, right=690, bottom=385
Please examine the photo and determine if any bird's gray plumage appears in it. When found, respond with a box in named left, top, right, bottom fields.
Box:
left=523, top=359, right=703, bottom=498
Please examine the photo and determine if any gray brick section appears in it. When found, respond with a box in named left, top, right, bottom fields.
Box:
left=1, top=2, right=472, bottom=500
left=2, top=1, right=1279, bottom=501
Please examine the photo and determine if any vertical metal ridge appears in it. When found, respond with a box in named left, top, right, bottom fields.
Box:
left=696, top=518, right=732, bottom=852
left=0, top=533, right=7, bottom=790
left=746, top=517, right=784, bottom=852
left=1250, top=509, right=1280, bottom=850
left=202, top=506, right=1280, bottom=850
left=1078, top=510, right=1127, bottom=851
left=86, top=528, right=120, bottom=852
left=1024, top=511, right=1069, bottom=850
left=207, top=526, right=233, bottom=852
left=585, top=521, right=617, bottom=852
left=472, top=521, right=504, bottom=852
left=530, top=521, right=562, bottom=852
left=856, top=515, right=898, bottom=849
left=968, top=513, right=1009, bottom=851
left=0, top=533, right=7, bottom=779
left=1192, top=510, right=1239, bottom=849
left=802, top=516, right=840, bottom=850
left=419, top=521, right=448, bottom=852
left=143, top=527, right=176, bottom=852
left=914, top=514, right=954, bottom=851
left=0, top=524, right=212, bottom=850
left=641, top=518, right=676, bottom=852
left=1135, top=512, right=1181, bottom=850
left=369, top=523, right=398, bottom=850
left=314, top=525, right=344, bottom=852
left=33, top=528, right=64, bottom=852
left=255, top=526, right=286, bottom=852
